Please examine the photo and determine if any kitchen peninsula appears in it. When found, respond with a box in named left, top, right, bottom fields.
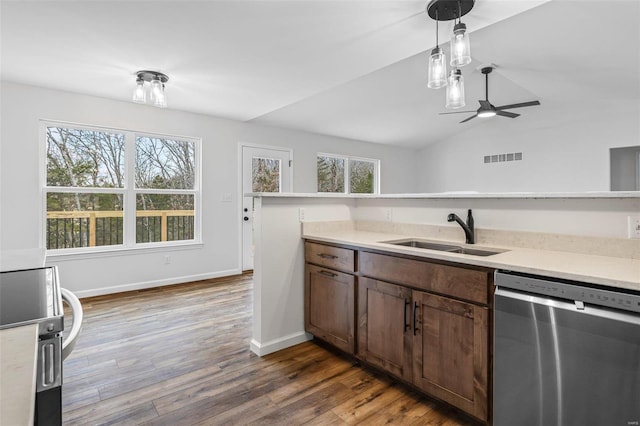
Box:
left=249, top=192, right=640, bottom=357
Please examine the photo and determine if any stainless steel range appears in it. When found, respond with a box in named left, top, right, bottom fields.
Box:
left=0, top=266, right=82, bottom=425
left=494, top=270, right=640, bottom=426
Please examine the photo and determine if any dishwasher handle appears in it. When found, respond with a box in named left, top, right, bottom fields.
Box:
left=495, top=287, right=640, bottom=327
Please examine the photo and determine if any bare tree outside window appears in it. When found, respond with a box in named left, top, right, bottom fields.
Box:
left=44, top=124, right=199, bottom=250
left=252, top=157, right=280, bottom=192
left=135, top=137, right=196, bottom=243
left=46, top=127, right=125, bottom=249
left=317, top=155, right=345, bottom=192
left=349, top=159, right=375, bottom=194
left=317, top=154, right=377, bottom=194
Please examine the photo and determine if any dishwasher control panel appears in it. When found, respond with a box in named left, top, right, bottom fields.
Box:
left=495, top=270, right=640, bottom=314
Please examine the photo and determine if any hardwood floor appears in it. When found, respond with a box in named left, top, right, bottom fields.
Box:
left=62, top=273, right=478, bottom=425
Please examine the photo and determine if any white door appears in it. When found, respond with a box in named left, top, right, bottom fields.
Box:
left=242, top=145, right=292, bottom=271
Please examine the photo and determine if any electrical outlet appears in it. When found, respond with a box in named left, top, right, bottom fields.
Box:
left=299, top=208, right=306, bottom=221
left=384, top=208, right=393, bottom=222
left=221, top=193, right=232, bottom=202
left=164, top=255, right=171, bottom=264
left=628, top=216, right=640, bottom=239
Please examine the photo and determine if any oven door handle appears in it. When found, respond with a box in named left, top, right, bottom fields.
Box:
left=61, top=288, right=83, bottom=360
left=495, top=287, right=640, bottom=326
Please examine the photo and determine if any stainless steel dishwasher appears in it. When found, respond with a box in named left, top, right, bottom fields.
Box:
left=494, top=270, right=640, bottom=426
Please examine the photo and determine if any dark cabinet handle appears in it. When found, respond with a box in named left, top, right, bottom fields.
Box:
left=413, top=301, right=419, bottom=336
left=318, top=270, right=338, bottom=278
left=404, top=299, right=410, bottom=332
left=318, top=253, right=338, bottom=260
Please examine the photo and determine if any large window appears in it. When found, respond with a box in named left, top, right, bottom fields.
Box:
left=317, top=153, right=378, bottom=194
left=44, top=122, right=200, bottom=252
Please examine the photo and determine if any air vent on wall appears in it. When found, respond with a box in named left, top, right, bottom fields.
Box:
left=484, top=152, right=523, bottom=164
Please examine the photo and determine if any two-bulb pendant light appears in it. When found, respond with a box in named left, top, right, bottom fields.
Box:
left=427, top=0, right=474, bottom=109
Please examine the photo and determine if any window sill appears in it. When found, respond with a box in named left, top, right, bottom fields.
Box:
left=45, top=241, right=204, bottom=261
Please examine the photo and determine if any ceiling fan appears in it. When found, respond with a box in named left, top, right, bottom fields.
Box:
left=440, top=66, right=540, bottom=123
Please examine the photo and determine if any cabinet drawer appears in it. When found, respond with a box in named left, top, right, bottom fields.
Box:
left=305, top=241, right=355, bottom=273
left=360, top=251, right=489, bottom=305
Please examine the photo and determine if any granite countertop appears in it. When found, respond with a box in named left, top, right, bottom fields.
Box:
left=302, top=227, right=640, bottom=291
left=0, top=324, right=38, bottom=426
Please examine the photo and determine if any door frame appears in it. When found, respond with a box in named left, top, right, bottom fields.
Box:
left=237, top=142, right=294, bottom=271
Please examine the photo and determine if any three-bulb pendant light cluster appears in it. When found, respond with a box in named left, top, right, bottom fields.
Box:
left=132, top=70, right=169, bottom=108
left=426, top=0, right=474, bottom=109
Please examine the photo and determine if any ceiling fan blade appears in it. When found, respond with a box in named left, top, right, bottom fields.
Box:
left=496, top=100, right=540, bottom=110
left=460, top=114, right=478, bottom=123
left=439, top=110, right=477, bottom=115
left=496, top=110, right=520, bottom=119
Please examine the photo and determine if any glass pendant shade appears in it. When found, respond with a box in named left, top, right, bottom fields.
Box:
left=132, top=78, right=146, bottom=103
left=427, top=47, right=447, bottom=89
left=149, top=79, right=167, bottom=108
left=156, top=86, right=167, bottom=108
left=450, top=22, right=471, bottom=67
left=445, top=69, right=465, bottom=109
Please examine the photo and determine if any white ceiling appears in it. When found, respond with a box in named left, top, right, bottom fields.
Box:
left=1, top=0, right=638, bottom=148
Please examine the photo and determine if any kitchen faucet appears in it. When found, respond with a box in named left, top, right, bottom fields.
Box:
left=447, top=209, right=475, bottom=244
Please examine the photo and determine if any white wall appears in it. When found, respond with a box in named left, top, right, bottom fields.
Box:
left=251, top=197, right=354, bottom=355
left=354, top=197, right=640, bottom=240
left=0, top=81, right=419, bottom=296
left=416, top=99, right=640, bottom=193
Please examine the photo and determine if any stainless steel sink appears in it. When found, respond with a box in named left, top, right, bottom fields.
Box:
left=388, top=240, right=461, bottom=251
left=447, top=247, right=504, bottom=257
left=381, top=239, right=505, bottom=257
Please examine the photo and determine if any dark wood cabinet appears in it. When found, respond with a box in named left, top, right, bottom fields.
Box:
left=357, top=277, right=412, bottom=381
left=304, top=240, right=493, bottom=423
left=412, top=290, right=489, bottom=421
left=304, top=242, right=356, bottom=354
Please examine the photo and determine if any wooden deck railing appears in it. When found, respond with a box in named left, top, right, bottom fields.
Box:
left=46, top=210, right=194, bottom=249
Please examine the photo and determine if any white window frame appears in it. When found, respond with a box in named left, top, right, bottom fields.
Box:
left=41, top=120, right=202, bottom=255
left=316, top=152, right=380, bottom=194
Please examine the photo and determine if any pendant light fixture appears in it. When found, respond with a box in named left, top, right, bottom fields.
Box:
left=427, top=0, right=474, bottom=109
left=446, top=68, right=465, bottom=109
left=427, top=8, right=447, bottom=89
left=132, top=70, right=169, bottom=108
left=450, top=1, right=471, bottom=67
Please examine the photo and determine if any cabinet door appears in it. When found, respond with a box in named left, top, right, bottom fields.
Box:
left=357, top=277, right=412, bottom=381
left=412, top=290, right=489, bottom=421
left=305, top=264, right=355, bottom=354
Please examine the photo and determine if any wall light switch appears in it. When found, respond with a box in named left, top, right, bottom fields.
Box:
left=299, top=208, right=306, bottom=222
left=221, top=193, right=233, bottom=202
left=628, top=216, right=640, bottom=239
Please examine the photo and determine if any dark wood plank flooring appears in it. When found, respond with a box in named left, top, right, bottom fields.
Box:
left=62, top=273, right=477, bottom=425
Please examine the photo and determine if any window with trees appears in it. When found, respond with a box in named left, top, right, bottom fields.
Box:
left=317, top=154, right=378, bottom=194
left=44, top=122, right=200, bottom=252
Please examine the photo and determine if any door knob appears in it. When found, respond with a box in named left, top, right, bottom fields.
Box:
left=244, top=216, right=249, bottom=221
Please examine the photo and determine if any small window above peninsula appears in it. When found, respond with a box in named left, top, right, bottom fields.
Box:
left=317, top=153, right=379, bottom=194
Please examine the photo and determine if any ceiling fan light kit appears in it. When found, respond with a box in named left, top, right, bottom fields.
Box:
left=426, top=0, right=475, bottom=109
left=132, top=70, right=169, bottom=108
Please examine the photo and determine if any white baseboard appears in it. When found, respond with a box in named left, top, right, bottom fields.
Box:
left=72, top=268, right=242, bottom=298
left=250, top=332, right=313, bottom=357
